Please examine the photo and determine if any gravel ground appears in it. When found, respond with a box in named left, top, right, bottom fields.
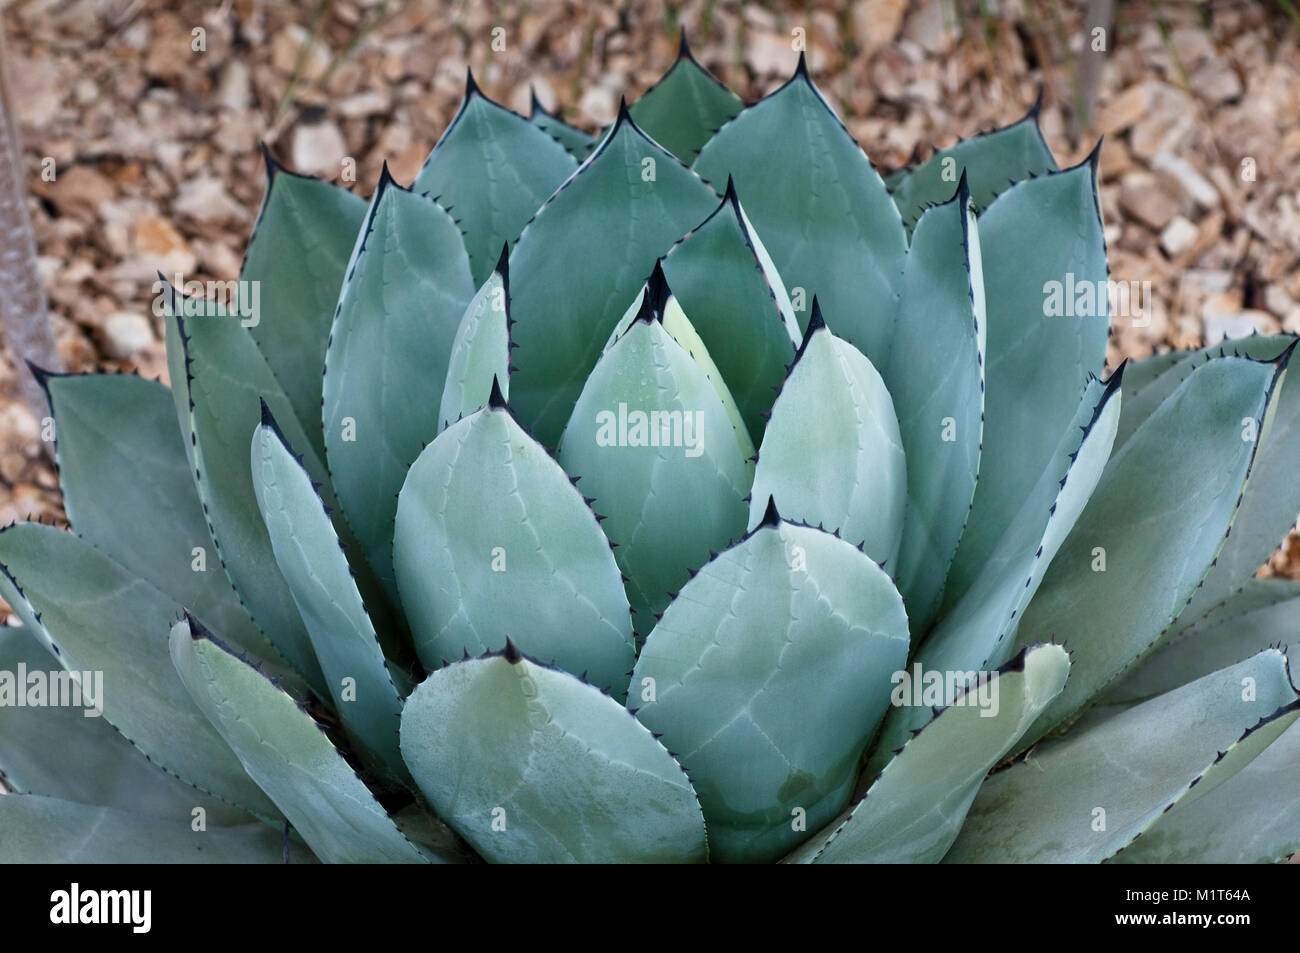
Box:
left=1, top=0, right=1298, bottom=584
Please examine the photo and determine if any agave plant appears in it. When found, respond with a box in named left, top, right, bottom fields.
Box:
left=2, top=40, right=1299, bottom=865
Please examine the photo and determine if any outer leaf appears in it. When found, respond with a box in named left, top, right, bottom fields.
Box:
left=169, top=615, right=429, bottom=864
left=509, top=106, right=720, bottom=446
left=251, top=409, right=409, bottom=784
left=40, top=371, right=276, bottom=667
left=942, top=154, right=1110, bottom=611
left=164, top=288, right=328, bottom=697
left=944, top=648, right=1299, bottom=863
left=413, top=73, right=577, bottom=284
left=322, top=170, right=475, bottom=606
left=1106, top=578, right=1300, bottom=705
left=0, top=795, right=314, bottom=864
left=788, top=643, right=1070, bottom=864
left=0, top=523, right=279, bottom=819
left=629, top=34, right=743, bottom=162
left=439, top=246, right=512, bottom=431
left=884, top=177, right=985, bottom=629
left=693, top=57, right=906, bottom=362
left=0, top=625, right=250, bottom=825
left=866, top=373, right=1120, bottom=775
left=529, top=92, right=595, bottom=159
left=394, top=393, right=635, bottom=695
left=1166, top=336, right=1300, bottom=632
left=660, top=179, right=799, bottom=440
left=400, top=650, right=707, bottom=864
left=1110, top=710, right=1300, bottom=863
left=239, top=154, right=367, bottom=458
left=748, top=310, right=906, bottom=568
left=1011, top=350, right=1289, bottom=743
left=888, top=101, right=1057, bottom=228
left=632, top=514, right=910, bottom=864
left=557, top=301, right=751, bottom=635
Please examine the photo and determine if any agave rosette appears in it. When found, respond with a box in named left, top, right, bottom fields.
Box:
left=2, top=41, right=1298, bottom=865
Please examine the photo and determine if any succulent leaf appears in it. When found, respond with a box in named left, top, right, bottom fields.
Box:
left=888, top=102, right=1057, bottom=229
left=400, top=652, right=708, bottom=864
left=1010, top=349, right=1290, bottom=743
left=528, top=93, right=596, bottom=159
left=439, top=247, right=512, bottom=431
left=239, top=157, right=367, bottom=457
left=788, top=643, right=1070, bottom=864
left=0, top=794, right=315, bottom=864
left=1134, top=336, right=1300, bottom=635
left=394, top=399, right=635, bottom=694
left=413, top=74, right=578, bottom=284
left=868, top=372, right=1120, bottom=773
left=884, top=179, right=986, bottom=630
left=40, top=371, right=279, bottom=671
left=942, top=155, right=1110, bottom=612
left=558, top=303, right=752, bottom=635
left=509, top=108, right=720, bottom=446
left=631, top=518, right=910, bottom=863
left=693, top=59, right=906, bottom=360
left=164, top=287, right=332, bottom=696
left=659, top=180, right=799, bottom=440
left=1106, top=578, right=1300, bottom=705
left=0, top=625, right=253, bottom=825
left=322, top=171, right=476, bottom=608
left=251, top=410, right=411, bottom=784
left=1110, top=708, right=1300, bottom=863
left=628, top=35, right=743, bottom=162
left=0, top=522, right=280, bottom=819
left=169, top=615, right=430, bottom=863
left=944, top=648, right=1299, bottom=863
left=748, top=311, right=907, bottom=568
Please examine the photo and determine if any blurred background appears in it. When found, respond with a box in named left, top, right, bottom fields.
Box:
left=0, top=0, right=1297, bottom=576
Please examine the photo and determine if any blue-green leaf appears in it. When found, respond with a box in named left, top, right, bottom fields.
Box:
left=693, top=57, right=906, bottom=362
left=169, top=615, right=430, bottom=863
left=1010, top=348, right=1291, bottom=744
left=529, top=92, right=595, bottom=160
left=509, top=107, right=720, bottom=446
left=632, top=512, right=910, bottom=863
left=239, top=153, right=367, bottom=457
left=439, top=246, right=512, bottom=431
left=557, top=282, right=752, bottom=635
left=629, top=35, right=743, bottom=162
left=0, top=624, right=252, bottom=825
left=0, top=794, right=314, bottom=863
left=868, top=372, right=1121, bottom=775
left=885, top=179, right=985, bottom=634
left=395, top=390, right=635, bottom=695
left=1106, top=578, right=1300, bottom=705
left=40, top=370, right=278, bottom=670
left=164, top=288, right=327, bottom=697
left=660, top=179, right=799, bottom=441
left=0, top=523, right=279, bottom=819
left=413, top=73, right=577, bottom=285
left=400, top=650, right=708, bottom=864
left=944, top=648, right=1299, bottom=863
left=322, top=169, right=475, bottom=606
left=251, top=408, right=410, bottom=784
left=788, top=643, right=1069, bottom=864
left=888, top=101, right=1057, bottom=229
left=942, top=154, right=1110, bottom=611
left=748, top=309, right=906, bottom=569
